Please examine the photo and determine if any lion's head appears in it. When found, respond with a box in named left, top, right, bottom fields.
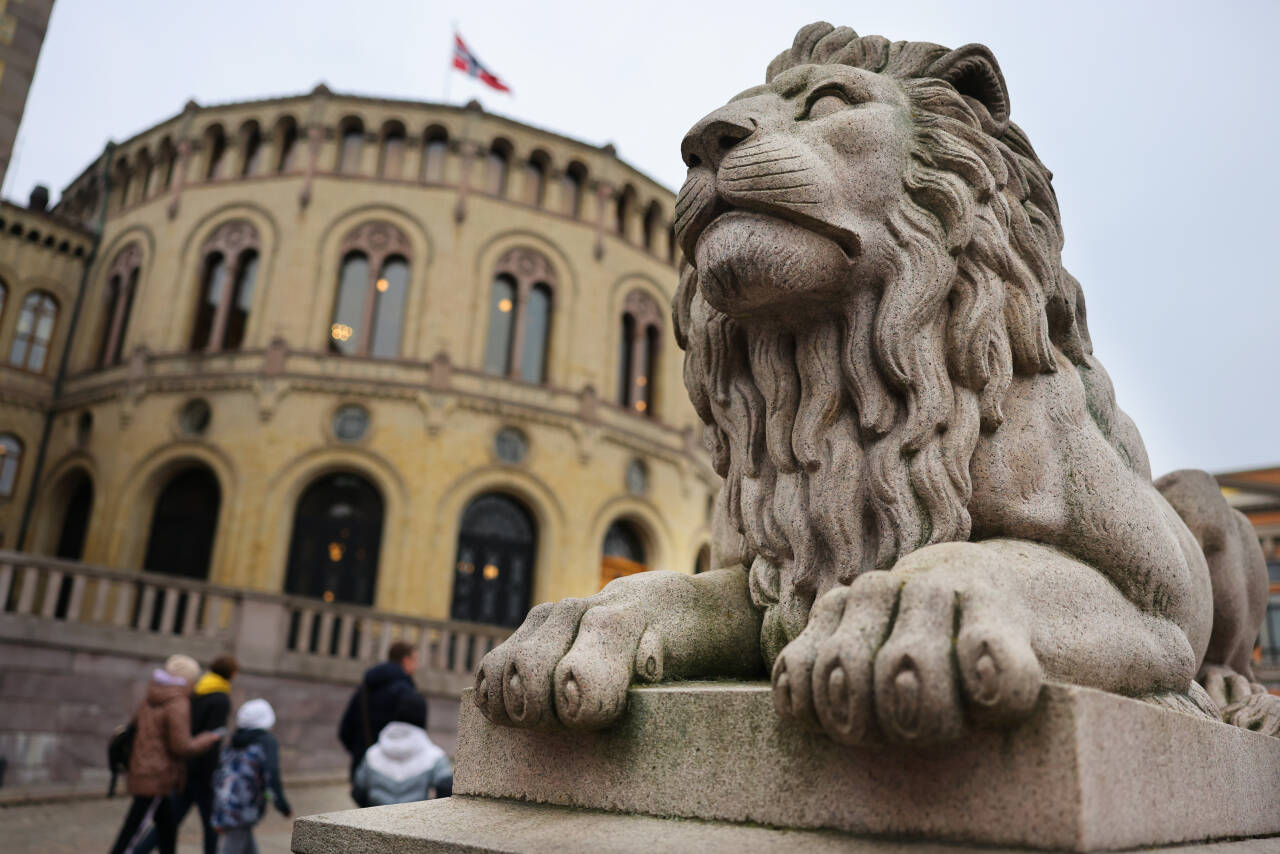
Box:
left=673, top=23, right=1098, bottom=661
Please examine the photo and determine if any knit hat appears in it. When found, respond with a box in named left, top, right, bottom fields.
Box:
left=163, top=654, right=201, bottom=686
left=236, top=698, right=276, bottom=730
left=391, top=692, right=428, bottom=729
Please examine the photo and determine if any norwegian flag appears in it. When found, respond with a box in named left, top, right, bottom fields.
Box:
left=452, top=33, right=511, bottom=93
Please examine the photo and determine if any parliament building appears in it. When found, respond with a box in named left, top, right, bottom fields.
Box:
left=0, top=87, right=716, bottom=628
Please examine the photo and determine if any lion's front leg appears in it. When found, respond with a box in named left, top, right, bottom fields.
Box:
left=773, top=539, right=1199, bottom=746
left=474, top=567, right=762, bottom=730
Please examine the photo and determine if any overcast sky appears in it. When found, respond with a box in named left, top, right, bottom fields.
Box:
left=12, top=0, right=1278, bottom=476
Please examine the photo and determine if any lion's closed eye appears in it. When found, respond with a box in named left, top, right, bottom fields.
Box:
left=804, top=88, right=853, bottom=120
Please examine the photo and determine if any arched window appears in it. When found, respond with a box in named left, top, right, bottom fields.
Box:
left=615, top=184, right=637, bottom=239
left=643, top=201, right=663, bottom=253
left=55, top=471, right=94, bottom=561
left=189, top=221, right=260, bottom=352
left=284, top=472, right=384, bottom=605
left=694, top=544, right=711, bottom=575
left=327, top=222, right=412, bottom=358
left=190, top=253, right=226, bottom=351
left=485, top=140, right=511, bottom=196
left=137, top=150, right=154, bottom=201
left=275, top=118, right=300, bottom=173
left=422, top=127, right=448, bottom=182
left=223, top=252, right=258, bottom=350
left=523, top=152, right=548, bottom=207
left=483, top=248, right=555, bottom=383
left=204, top=125, right=227, bottom=180
left=379, top=122, right=406, bottom=179
left=143, top=465, right=221, bottom=579
left=98, top=243, right=143, bottom=367
left=451, top=493, right=536, bottom=627
left=617, top=314, right=634, bottom=407
left=562, top=161, right=587, bottom=218
left=159, top=138, right=177, bottom=190
left=601, top=518, right=648, bottom=586
left=483, top=275, right=515, bottom=375
left=8, top=291, right=58, bottom=372
left=338, top=118, right=364, bottom=174
left=113, top=158, right=131, bottom=211
left=0, top=434, right=22, bottom=498
left=241, top=121, right=264, bottom=176
left=617, top=290, right=663, bottom=416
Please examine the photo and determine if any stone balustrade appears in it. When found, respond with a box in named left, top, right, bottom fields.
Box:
left=0, top=549, right=508, bottom=696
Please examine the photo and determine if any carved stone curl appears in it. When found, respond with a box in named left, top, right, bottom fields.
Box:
left=470, top=21, right=1279, bottom=746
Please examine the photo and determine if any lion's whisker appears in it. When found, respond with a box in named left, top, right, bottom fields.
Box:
left=724, top=153, right=801, bottom=168
left=722, top=166, right=813, bottom=182
left=737, top=183, right=816, bottom=193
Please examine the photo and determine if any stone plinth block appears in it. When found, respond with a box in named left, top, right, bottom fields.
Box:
left=449, top=681, right=1280, bottom=852
left=291, top=797, right=1280, bottom=854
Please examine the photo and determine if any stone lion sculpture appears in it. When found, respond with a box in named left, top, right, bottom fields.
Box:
left=475, top=22, right=1277, bottom=744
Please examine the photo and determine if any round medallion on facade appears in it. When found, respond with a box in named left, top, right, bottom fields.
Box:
left=494, top=426, right=528, bottom=464
left=178, top=398, right=212, bottom=436
left=625, top=458, right=649, bottom=496
left=332, top=404, right=371, bottom=442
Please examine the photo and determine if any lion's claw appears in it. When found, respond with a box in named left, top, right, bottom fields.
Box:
left=773, top=556, right=1043, bottom=746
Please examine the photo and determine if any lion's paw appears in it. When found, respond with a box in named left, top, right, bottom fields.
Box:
left=1223, top=691, right=1280, bottom=737
left=1197, top=663, right=1258, bottom=709
left=473, top=595, right=662, bottom=731
left=772, top=569, right=1042, bottom=746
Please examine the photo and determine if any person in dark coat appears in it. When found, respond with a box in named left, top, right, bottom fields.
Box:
left=338, top=640, right=421, bottom=799
left=135, top=655, right=237, bottom=854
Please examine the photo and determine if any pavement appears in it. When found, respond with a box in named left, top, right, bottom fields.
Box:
left=1, top=781, right=354, bottom=853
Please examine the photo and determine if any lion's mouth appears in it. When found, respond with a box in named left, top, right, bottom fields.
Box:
left=696, top=203, right=862, bottom=265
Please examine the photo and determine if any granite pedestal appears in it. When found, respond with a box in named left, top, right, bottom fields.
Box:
left=291, top=682, right=1280, bottom=853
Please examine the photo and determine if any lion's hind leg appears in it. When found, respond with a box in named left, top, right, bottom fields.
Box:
left=1155, top=469, right=1270, bottom=710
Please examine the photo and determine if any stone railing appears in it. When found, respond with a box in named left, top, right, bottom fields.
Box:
left=0, top=550, right=509, bottom=697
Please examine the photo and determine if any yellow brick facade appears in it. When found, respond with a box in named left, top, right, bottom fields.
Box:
left=0, top=89, right=717, bottom=622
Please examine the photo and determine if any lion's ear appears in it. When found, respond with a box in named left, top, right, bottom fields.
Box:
left=925, top=44, right=1010, bottom=134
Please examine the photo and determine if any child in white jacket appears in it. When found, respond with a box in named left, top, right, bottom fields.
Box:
left=352, top=693, right=453, bottom=806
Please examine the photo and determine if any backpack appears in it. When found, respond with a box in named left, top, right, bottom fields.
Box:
left=211, top=740, right=268, bottom=829
left=106, top=721, right=136, bottom=797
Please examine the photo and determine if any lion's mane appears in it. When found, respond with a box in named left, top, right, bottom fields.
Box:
left=673, top=23, right=1102, bottom=658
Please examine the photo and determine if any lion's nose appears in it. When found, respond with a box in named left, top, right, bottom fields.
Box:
left=681, top=110, right=756, bottom=170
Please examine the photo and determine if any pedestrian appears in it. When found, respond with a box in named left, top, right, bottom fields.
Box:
left=108, top=654, right=223, bottom=854
left=351, top=692, right=453, bottom=806
left=133, top=655, right=237, bottom=854
left=211, top=698, right=291, bottom=854
left=337, top=640, right=422, bottom=794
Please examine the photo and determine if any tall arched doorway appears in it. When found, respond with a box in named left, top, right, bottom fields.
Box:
left=601, top=518, right=648, bottom=587
left=143, top=465, right=221, bottom=579
left=140, top=465, right=220, bottom=633
left=51, top=470, right=94, bottom=619
left=450, top=493, right=536, bottom=627
left=284, top=473, right=384, bottom=606
left=55, top=471, right=94, bottom=560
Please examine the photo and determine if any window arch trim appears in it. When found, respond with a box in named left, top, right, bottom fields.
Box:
left=100, top=242, right=143, bottom=367
left=485, top=247, right=557, bottom=383
left=8, top=290, right=59, bottom=373
left=618, top=289, right=663, bottom=415
left=192, top=220, right=261, bottom=353
left=329, top=221, right=413, bottom=358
